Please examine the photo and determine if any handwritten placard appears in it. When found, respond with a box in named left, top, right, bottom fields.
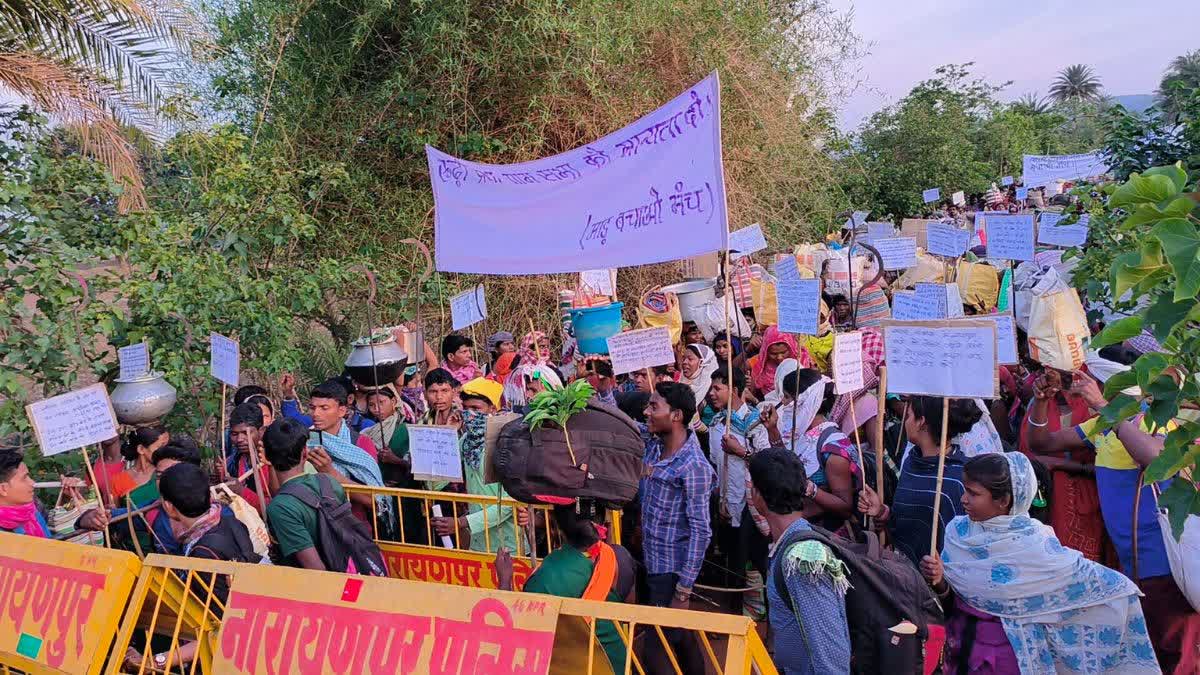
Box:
left=883, top=320, right=998, bottom=398
left=777, top=279, right=820, bottom=335
left=118, top=342, right=149, bottom=380
left=865, top=222, right=895, bottom=242
left=25, top=384, right=119, bottom=456
left=451, top=285, right=488, bottom=330
left=729, top=223, right=767, bottom=258
left=958, top=313, right=1018, bottom=365
left=833, top=332, right=864, bottom=395
left=1037, top=213, right=1089, bottom=248
left=951, top=190, right=965, bottom=206
left=606, top=327, right=675, bottom=375
left=1002, top=176, right=1014, bottom=186
left=892, top=292, right=935, bottom=321
left=210, top=333, right=240, bottom=387
left=874, top=237, right=917, bottom=271
left=922, top=188, right=941, bottom=204
left=408, top=425, right=464, bottom=483
left=580, top=269, right=616, bottom=297
left=925, top=222, right=971, bottom=258
left=773, top=254, right=800, bottom=281
left=984, top=214, right=1035, bottom=261
left=1015, top=187, right=1029, bottom=200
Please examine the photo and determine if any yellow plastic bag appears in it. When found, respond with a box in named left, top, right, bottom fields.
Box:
left=751, top=277, right=779, bottom=326
left=1028, top=288, right=1089, bottom=371
left=956, top=261, right=1001, bottom=313
left=636, top=290, right=682, bottom=345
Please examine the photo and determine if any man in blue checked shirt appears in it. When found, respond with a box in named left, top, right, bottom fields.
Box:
left=639, top=382, right=715, bottom=671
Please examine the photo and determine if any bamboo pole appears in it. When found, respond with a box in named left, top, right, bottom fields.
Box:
left=876, top=366, right=887, bottom=506
left=79, top=445, right=109, bottom=547
left=246, top=434, right=270, bottom=519
left=218, top=384, right=229, bottom=482
left=929, top=397, right=952, bottom=556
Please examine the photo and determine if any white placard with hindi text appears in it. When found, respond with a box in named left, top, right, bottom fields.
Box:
left=773, top=254, right=800, bottom=281
left=1015, top=187, right=1029, bottom=200
left=25, top=383, right=119, bottom=456
left=884, top=320, right=998, bottom=398
left=1037, top=213, right=1089, bottom=248
left=210, top=333, right=240, bottom=387
left=408, top=425, right=464, bottom=483
left=957, top=313, right=1018, bottom=365
left=1002, top=176, right=1014, bottom=186
left=580, top=269, right=616, bottom=296
left=865, top=222, right=895, bottom=242
left=951, top=191, right=965, bottom=206
left=922, top=188, right=940, bottom=204
left=833, top=332, right=864, bottom=395
left=984, top=214, right=1035, bottom=261
left=607, top=327, right=676, bottom=375
left=118, top=342, right=150, bottom=380
left=925, top=222, right=971, bottom=258
left=450, top=285, right=488, bottom=330
left=729, top=223, right=767, bottom=259
left=874, top=237, right=917, bottom=271
left=914, top=283, right=949, bottom=319
left=777, top=279, right=821, bottom=335
left=891, top=292, right=938, bottom=321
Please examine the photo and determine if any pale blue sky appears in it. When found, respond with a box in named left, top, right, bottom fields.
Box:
left=832, top=0, right=1200, bottom=129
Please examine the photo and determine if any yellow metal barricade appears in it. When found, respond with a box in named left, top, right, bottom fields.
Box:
left=343, top=484, right=621, bottom=590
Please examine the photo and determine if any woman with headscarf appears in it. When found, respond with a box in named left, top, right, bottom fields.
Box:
left=518, top=331, right=552, bottom=366
left=488, top=352, right=520, bottom=386
left=749, top=326, right=811, bottom=400
left=503, top=362, right=563, bottom=413
left=679, top=344, right=718, bottom=414
left=921, top=452, right=1159, bottom=675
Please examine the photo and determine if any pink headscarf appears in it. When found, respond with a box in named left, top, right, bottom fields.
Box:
left=751, top=326, right=810, bottom=394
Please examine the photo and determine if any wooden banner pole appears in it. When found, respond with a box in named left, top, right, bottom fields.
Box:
left=79, top=444, right=110, bottom=548
left=929, top=397, right=952, bottom=557
left=246, top=434, right=270, bottom=519
left=876, top=366, right=887, bottom=508
left=218, top=383, right=229, bottom=482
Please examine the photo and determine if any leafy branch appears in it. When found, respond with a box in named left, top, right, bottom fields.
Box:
left=524, top=379, right=595, bottom=468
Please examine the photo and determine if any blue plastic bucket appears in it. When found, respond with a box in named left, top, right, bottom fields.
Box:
left=569, top=302, right=624, bottom=354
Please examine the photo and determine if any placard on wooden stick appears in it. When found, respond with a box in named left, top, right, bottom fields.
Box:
left=25, top=383, right=119, bottom=456
left=210, top=332, right=240, bottom=387
left=450, top=285, right=488, bottom=330
left=606, top=327, right=675, bottom=375
left=408, top=424, right=465, bottom=483
left=833, top=332, right=864, bottom=395
left=883, top=320, right=999, bottom=399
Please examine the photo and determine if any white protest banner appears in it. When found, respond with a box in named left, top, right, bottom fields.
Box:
left=833, top=332, right=864, bottom=395
left=951, top=191, right=965, bottom=206
left=25, top=383, right=119, bottom=456
left=429, top=73, right=726, bottom=274
left=843, top=210, right=870, bottom=230
left=925, top=222, right=971, bottom=258
left=922, top=188, right=940, bottom=204
left=984, top=214, right=1035, bottom=261
left=118, top=342, right=150, bottom=380
left=865, top=222, right=895, bottom=242
left=773, top=254, right=800, bottom=281
left=1022, top=152, right=1109, bottom=188
left=883, top=320, right=998, bottom=398
left=914, top=282, right=949, bottom=319
left=607, top=327, right=675, bottom=375
left=580, top=269, right=616, bottom=296
left=450, top=285, right=488, bottom=330
left=1037, top=213, right=1089, bottom=248
left=210, top=333, right=240, bottom=387
left=958, top=313, right=1018, bottom=365
left=873, top=237, right=917, bottom=271
left=729, top=223, right=767, bottom=259
left=408, top=425, right=464, bottom=483
left=1015, top=187, right=1029, bottom=200
left=777, top=279, right=820, bottom=335
left=891, top=292, right=936, bottom=321
left=1002, top=176, right=1014, bottom=186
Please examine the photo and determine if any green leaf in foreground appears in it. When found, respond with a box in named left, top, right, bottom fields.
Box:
left=1089, top=315, right=1142, bottom=349
left=1150, top=218, right=1200, bottom=301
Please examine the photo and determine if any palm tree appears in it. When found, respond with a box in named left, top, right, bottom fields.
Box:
left=1012, top=92, right=1052, bottom=116
left=0, top=0, right=204, bottom=211
left=1049, top=64, right=1103, bottom=103
left=1158, top=50, right=1200, bottom=122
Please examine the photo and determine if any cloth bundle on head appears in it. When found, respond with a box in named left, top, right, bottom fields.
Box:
left=942, top=452, right=1158, bottom=674
left=680, top=344, right=718, bottom=409
left=463, top=377, right=504, bottom=409
left=486, top=331, right=514, bottom=354
left=503, top=363, right=563, bottom=409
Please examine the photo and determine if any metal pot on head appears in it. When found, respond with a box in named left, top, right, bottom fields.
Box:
left=659, top=278, right=717, bottom=323
left=111, top=372, right=178, bottom=425
left=344, top=336, right=408, bottom=388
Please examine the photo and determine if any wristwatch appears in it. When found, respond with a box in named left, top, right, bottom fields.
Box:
left=154, top=653, right=168, bottom=669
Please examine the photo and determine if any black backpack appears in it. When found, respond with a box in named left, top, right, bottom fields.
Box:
left=771, top=526, right=944, bottom=675
left=277, top=474, right=386, bottom=576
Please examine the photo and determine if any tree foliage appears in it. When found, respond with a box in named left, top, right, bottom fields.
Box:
left=1049, top=64, right=1104, bottom=103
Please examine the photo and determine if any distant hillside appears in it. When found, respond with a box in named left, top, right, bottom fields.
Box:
left=1109, top=94, right=1155, bottom=114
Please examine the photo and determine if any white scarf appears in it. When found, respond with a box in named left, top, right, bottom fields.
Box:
left=680, top=344, right=717, bottom=409
left=942, top=453, right=1158, bottom=674
left=758, top=371, right=828, bottom=475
